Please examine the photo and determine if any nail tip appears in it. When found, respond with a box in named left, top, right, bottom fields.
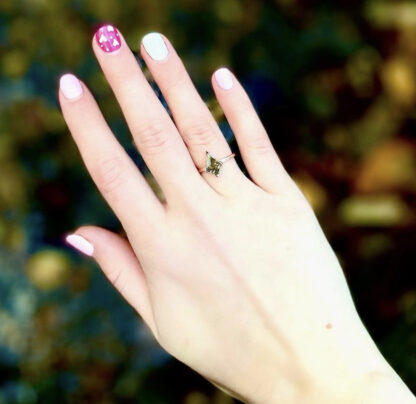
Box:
left=142, top=32, right=168, bottom=61
left=59, top=73, right=83, bottom=100
left=95, top=23, right=122, bottom=53
left=214, top=67, right=234, bottom=90
left=59, top=72, right=73, bottom=83
left=142, top=31, right=161, bottom=42
left=65, top=234, right=94, bottom=257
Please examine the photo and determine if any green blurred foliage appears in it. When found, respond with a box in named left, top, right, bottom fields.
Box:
left=1, top=0, right=416, bottom=402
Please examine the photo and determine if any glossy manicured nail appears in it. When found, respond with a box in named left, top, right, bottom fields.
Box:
left=142, top=32, right=168, bottom=61
left=60, top=73, right=83, bottom=100
left=215, top=67, right=234, bottom=90
left=95, top=24, right=121, bottom=53
left=65, top=234, right=94, bottom=256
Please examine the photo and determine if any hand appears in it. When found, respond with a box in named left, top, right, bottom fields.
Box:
left=59, top=27, right=412, bottom=403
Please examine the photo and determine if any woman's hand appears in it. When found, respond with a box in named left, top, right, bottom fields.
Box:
left=58, top=26, right=412, bottom=403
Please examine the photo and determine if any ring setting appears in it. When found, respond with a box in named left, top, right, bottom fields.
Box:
left=199, top=151, right=236, bottom=177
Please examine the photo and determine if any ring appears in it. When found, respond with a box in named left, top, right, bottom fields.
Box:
left=198, top=151, right=236, bottom=177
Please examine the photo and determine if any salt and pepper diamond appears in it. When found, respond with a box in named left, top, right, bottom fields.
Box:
left=205, top=151, right=223, bottom=177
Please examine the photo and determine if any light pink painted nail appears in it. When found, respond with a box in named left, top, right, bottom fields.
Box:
left=214, top=67, right=234, bottom=90
left=65, top=234, right=94, bottom=256
left=60, top=74, right=83, bottom=100
left=95, top=24, right=121, bottom=53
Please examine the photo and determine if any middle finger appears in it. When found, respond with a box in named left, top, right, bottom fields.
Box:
left=140, top=33, right=247, bottom=197
left=92, top=24, right=210, bottom=206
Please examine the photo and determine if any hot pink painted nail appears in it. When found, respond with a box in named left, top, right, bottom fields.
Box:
left=65, top=234, right=94, bottom=256
left=95, top=24, right=121, bottom=53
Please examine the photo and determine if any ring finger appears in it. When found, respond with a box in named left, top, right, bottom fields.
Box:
left=140, top=33, right=248, bottom=197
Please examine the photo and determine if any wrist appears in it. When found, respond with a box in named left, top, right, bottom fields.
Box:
left=300, top=333, right=416, bottom=404
left=300, top=307, right=416, bottom=404
left=346, top=370, right=416, bottom=404
left=298, top=361, right=416, bottom=404
left=270, top=369, right=416, bottom=404
left=249, top=318, right=415, bottom=404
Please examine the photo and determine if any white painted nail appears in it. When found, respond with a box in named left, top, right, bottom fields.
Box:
left=214, top=68, right=234, bottom=90
left=65, top=234, right=94, bottom=256
left=142, top=32, right=169, bottom=61
left=60, top=73, right=83, bottom=100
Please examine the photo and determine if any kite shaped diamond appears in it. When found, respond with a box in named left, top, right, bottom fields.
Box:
left=205, top=151, right=223, bottom=177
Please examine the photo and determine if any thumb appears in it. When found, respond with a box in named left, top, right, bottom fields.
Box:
left=65, top=225, right=157, bottom=336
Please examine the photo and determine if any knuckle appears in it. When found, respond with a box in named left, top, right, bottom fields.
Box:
left=247, top=134, right=273, bottom=155
left=182, top=121, right=215, bottom=147
left=137, top=121, right=169, bottom=155
left=94, top=156, right=125, bottom=196
left=163, top=62, right=188, bottom=92
left=108, top=268, right=125, bottom=293
left=167, top=73, right=187, bottom=92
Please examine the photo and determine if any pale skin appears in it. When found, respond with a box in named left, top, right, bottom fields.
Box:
left=58, top=28, right=416, bottom=403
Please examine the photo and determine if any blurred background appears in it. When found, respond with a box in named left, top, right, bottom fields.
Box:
left=1, top=0, right=416, bottom=402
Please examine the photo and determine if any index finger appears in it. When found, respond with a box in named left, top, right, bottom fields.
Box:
left=58, top=73, right=165, bottom=237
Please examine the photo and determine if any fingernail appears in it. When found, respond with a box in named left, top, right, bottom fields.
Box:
left=95, top=24, right=121, bottom=53
left=65, top=234, right=94, bottom=256
left=60, top=74, right=83, bottom=100
left=215, top=67, right=234, bottom=90
left=142, top=32, right=168, bottom=61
